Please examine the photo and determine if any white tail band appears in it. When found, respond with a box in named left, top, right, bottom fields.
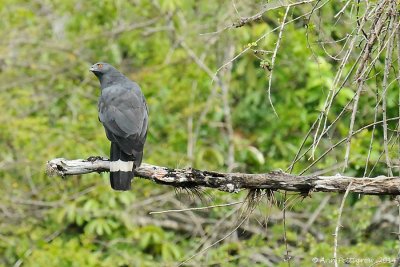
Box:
left=110, top=160, right=134, bottom=172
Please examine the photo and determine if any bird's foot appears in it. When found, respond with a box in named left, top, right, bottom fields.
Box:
left=86, top=156, right=107, bottom=162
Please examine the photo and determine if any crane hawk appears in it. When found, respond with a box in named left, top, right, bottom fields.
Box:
left=90, top=62, right=148, bottom=191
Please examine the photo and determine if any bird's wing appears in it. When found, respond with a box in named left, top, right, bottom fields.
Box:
left=98, top=84, right=148, bottom=155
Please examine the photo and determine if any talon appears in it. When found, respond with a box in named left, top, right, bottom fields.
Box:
left=87, top=156, right=101, bottom=162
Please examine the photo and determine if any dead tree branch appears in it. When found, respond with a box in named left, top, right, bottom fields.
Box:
left=47, top=157, right=400, bottom=195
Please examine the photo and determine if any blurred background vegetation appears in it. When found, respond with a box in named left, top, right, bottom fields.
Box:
left=1, top=0, right=400, bottom=266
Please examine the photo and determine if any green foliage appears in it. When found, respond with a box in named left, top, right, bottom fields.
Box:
left=0, top=0, right=398, bottom=266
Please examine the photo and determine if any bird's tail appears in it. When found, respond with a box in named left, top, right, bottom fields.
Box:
left=109, top=142, right=135, bottom=191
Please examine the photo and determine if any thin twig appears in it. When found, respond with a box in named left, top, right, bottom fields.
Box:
left=213, top=0, right=330, bottom=82
left=382, top=1, right=396, bottom=177
left=282, top=192, right=291, bottom=265
left=333, top=181, right=353, bottom=267
left=149, top=201, right=243, bottom=214
left=266, top=5, right=290, bottom=116
left=301, top=117, right=400, bottom=175
left=177, top=208, right=255, bottom=266
left=343, top=1, right=389, bottom=169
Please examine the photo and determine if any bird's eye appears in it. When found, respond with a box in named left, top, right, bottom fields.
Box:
left=97, top=63, right=103, bottom=69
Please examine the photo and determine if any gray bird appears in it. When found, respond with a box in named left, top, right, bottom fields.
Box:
left=90, top=62, right=148, bottom=191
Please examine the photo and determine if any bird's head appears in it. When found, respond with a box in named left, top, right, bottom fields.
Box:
left=89, top=62, right=114, bottom=77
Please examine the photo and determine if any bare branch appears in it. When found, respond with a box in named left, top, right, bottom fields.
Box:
left=47, top=157, right=400, bottom=195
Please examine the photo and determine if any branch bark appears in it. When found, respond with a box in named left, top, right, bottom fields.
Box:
left=46, top=157, right=400, bottom=195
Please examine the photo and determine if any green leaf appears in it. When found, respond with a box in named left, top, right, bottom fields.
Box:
left=247, top=146, right=265, bottom=165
